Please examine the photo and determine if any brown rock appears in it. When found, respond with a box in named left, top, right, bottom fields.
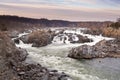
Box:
left=20, top=30, right=55, bottom=47
left=68, top=39, right=120, bottom=59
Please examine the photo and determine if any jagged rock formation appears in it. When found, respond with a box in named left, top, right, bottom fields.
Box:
left=68, top=39, right=120, bottom=59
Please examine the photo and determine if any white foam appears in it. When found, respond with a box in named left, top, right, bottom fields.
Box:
left=18, top=32, right=29, bottom=37
left=16, top=40, right=32, bottom=48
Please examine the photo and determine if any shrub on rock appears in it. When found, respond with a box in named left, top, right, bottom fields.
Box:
left=19, top=30, right=55, bottom=47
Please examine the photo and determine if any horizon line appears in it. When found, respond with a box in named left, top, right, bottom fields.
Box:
left=0, top=14, right=116, bottom=22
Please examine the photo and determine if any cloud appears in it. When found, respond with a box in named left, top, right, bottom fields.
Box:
left=0, top=2, right=97, bottom=11
left=0, top=2, right=119, bottom=14
left=0, top=0, right=119, bottom=21
left=65, top=0, right=97, bottom=4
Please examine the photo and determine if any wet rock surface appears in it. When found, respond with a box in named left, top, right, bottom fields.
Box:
left=68, top=39, right=120, bottom=59
left=0, top=31, right=70, bottom=80
left=70, top=34, right=93, bottom=43
left=53, top=30, right=93, bottom=44
left=14, top=38, right=20, bottom=44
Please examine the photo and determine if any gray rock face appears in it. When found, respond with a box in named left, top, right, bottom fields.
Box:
left=68, top=39, right=120, bottom=59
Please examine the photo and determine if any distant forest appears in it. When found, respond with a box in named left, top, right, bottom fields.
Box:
left=0, top=15, right=113, bottom=31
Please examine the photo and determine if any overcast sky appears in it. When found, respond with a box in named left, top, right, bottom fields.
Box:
left=0, top=0, right=120, bottom=21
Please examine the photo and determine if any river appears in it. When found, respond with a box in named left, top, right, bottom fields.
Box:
left=16, top=28, right=120, bottom=80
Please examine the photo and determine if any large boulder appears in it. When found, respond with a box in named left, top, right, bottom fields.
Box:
left=20, top=30, right=55, bottom=47
left=70, top=35, right=93, bottom=43
left=68, top=39, right=120, bottom=59
left=0, top=31, right=28, bottom=62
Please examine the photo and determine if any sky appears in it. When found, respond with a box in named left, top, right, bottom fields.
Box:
left=0, top=0, right=120, bottom=21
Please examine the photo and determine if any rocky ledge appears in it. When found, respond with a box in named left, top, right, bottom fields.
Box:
left=68, top=39, right=120, bottom=59
left=0, top=31, right=70, bottom=80
left=52, top=29, right=93, bottom=44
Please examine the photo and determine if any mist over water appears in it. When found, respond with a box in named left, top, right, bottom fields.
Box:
left=16, top=28, right=120, bottom=80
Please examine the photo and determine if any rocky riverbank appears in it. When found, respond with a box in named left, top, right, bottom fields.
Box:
left=0, top=31, right=70, bottom=80
left=68, top=39, right=120, bottom=59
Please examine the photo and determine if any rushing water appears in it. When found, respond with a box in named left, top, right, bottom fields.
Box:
left=16, top=28, right=120, bottom=80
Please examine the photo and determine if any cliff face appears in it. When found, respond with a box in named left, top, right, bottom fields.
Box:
left=0, top=31, right=21, bottom=80
left=0, top=15, right=112, bottom=31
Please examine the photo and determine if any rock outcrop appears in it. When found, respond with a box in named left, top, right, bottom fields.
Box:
left=68, top=39, right=120, bottom=59
left=69, top=35, right=93, bottom=43
left=0, top=31, right=70, bottom=80
left=53, top=31, right=93, bottom=44
left=20, top=30, right=55, bottom=47
left=0, top=31, right=22, bottom=80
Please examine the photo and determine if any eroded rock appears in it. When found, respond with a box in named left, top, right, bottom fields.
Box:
left=68, top=39, right=120, bottom=59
